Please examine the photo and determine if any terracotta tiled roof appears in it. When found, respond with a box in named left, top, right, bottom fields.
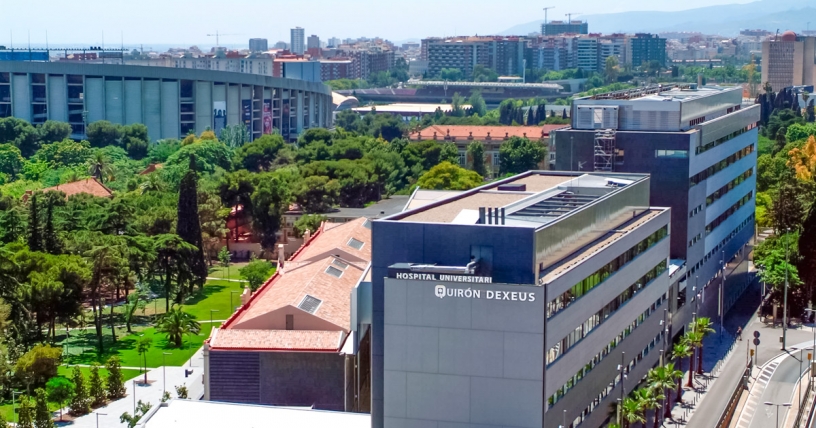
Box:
left=35, top=178, right=113, bottom=199
left=209, top=329, right=346, bottom=352
left=216, top=218, right=371, bottom=351
left=408, top=125, right=568, bottom=141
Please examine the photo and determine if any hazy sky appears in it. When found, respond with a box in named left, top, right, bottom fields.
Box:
left=2, top=0, right=756, bottom=48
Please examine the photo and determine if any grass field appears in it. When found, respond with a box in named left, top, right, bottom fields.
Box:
left=207, top=263, right=249, bottom=281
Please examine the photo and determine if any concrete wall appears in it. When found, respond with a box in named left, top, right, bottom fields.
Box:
left=232, top=305, right=342, bottom=331
left=208, top=350, right=345, bottom=410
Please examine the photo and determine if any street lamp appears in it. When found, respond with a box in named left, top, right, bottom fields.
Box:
left=11, top=390, right=22, bottom=424
left=230, top=291, right=240, bottom=312
left=210, top=309, right=219, bottom=327
left=96, top=412, right=107, bottom=428
left=783, top=228, right=790, bottom=351
left=163, top=352, right=172, bottom=396
left=720, top=251, right=726, bottom=337
left=132, top=379, right=137, bottom=414
left=763, top=402, right=791, bottom=428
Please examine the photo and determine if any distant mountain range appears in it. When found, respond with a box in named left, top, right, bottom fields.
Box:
left=500, top=0, right=815, bottom=37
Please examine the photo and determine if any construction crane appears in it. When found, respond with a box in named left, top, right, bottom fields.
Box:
left=542, top=6, right=555, bottom=25
left=206, top=31, right=241, bottom=47
left=565, top=12, right=581, bottom=23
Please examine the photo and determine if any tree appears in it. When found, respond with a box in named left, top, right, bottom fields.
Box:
left=123, top=288, right=147, bottom=334
left=294, top=214, right=327, bottom=238
left=466, top=141, right=487, bottom=177
left=692, top=317, right=715, bottom=374
left=416, top=161, right=483, bottom=190
left=605, top=55, right=620, bottom=84
left=37, top=120, right=72, bottom=144
left=649, top=364, right=680, bottom=419
left=219, top=124, right=250, bottom=148
left=234, top=134, right=286, bottom=172
left=156, top=305, right=201, bottom=348
left=621, top=396, right=644, bottom=428
left=684, top=331, right=702, bottom=387
left=120, top=400, right=152, bottom=428
left=17, top=395, right=34, bottom=428
left=634, top=387, right=661, bottom=428
left=239, top=260, right=274, bottom=292
left=0, top=144, right=24, bottom=179
left=136, top=336, right=152, bottom=384
left=86, top=121, right=122, bottom=148
left=33, top=388, right=53, bottom=428
left=468, top=92, right=487, bottom=117
left=218, top=247, right=231, bottom=279
left=175, top=384, right=189, bottom=399
left=106, top=356, right=127, bottom=399
left=176, top=156, right=207, bottom=288
left=46, top=377, right=73, bottom=421
left=0, top=117, right=39, bottom=157
left=15, top=345, right=62, bottom=392
left=89, top=365, right=106, bottom=407
left=42, top=194, right=61, bottom=255
left=27, top=193, right=41, bottom=252
left=672, top=342, right=693, bottom=402
left=499, top=136, right=547, bottom=175
left=87, top=151, right=113, bottom=183
left=771, top=179, right=805, bottom=234
left=69, top=366, right=90, bottom=416
left=296, top=175, right=340, bottom=213
left=440, top=68, right=464, bottom=82
left=789, top=135, right=816, bottom=181
left=800, top=205, right=816, bottom=303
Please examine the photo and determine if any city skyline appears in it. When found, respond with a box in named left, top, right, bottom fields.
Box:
left=2, top=0, right=756, bottom=46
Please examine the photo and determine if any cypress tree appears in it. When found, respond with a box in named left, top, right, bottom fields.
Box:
left=176, top=155, right=207, bottom=287
left=467, top=141, right=487, bottom=178
left=17, top=396, right=34, bottom=428
left=69, top=366, right=90, bottom=416
left=89, top=365, right=106, bottom=407
left=34, top=388, right=53, bottom=428
left=43, top=196, right=60, bottom=255
left=106, top=356, right=127, bottom=399
left=27, top=194, right=41, bottom=252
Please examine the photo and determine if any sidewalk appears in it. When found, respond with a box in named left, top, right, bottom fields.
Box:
left=56, top=348, right=205, bottom=427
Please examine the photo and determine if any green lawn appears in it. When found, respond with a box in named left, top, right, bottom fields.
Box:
left=207, top=262, right=249, bottom=281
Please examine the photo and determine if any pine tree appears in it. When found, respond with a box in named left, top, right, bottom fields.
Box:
left=106, top=356, right=127, bottom=399
left=89, top=365, right=107, bottom=407
left=0, top=412, right=9, bottom=428
left=176, top=155, right=207, bottom=288
left=17, top=395, right=34, bottom=428
left=34, top=388, right=53, bottom=428
left=43, top=196, right=60, bottom=255
left=69, top=366, right=90, bottom=416
left=27, top=194, right=41, bottom=252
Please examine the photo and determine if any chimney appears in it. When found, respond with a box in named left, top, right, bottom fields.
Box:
left=487, top=207, right=493, bottom=224
left=304, top=229, right=311, bottom=243
left=500, top=208, right=506, bottom=225
left=240, top=285, right=251, bottom=305
left=277, top=244, right=285, bottom=269
left=697, top=73, right=703, bottom=88
left=433, top=132, right=438, bottom=140
left=479, top=207, right=486, bottom=224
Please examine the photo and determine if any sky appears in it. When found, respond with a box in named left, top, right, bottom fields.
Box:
left=2, top=0, right=757, bottom=48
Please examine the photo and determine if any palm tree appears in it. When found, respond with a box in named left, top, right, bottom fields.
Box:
left=672, top=342, right=693, bottom=401
left=648, top=366, right=671, bottom=422
left=635, top=387, right=662, bottom=428
left=621, top=396, right=645, bottom=428
left=685, top=331, right=703, bottom=387
left=136, top=336, right=152, bottom=384
left=693, top=317, right=715, bottom=374
left=88, top=152, right=112, bottom=183
left=155, top=305, right=201, bottom=348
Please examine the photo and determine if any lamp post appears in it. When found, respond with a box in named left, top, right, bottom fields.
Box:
left=132, top=379, right=137, bottom=414
left=662, top=308, right=669, bottom=364
left=763, top=402, right=792, bottom=428
left=783, top=228, right=790, bottom=351
left=163, top=352, right=172, bottom=396
left=96, top=412, right=107, bottom=428
left=12, top=390, right=22, bottom=424
left=720, top=251, right=726, bottom=337
left=210, top=309, right=219, bottom=327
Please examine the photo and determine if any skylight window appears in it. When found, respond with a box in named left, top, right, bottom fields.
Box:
left=298, top=295, right=322, bottom=314
left=348, top=238, right=365, bottom=250
left=333, top=259, right=349, bottom=269
left=325, top=266, right=344, bottom=278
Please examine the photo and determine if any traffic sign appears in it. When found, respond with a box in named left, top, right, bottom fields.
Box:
left=753, top=338, right=760, bottom=346
left=754, top=330, right=760, bottom=338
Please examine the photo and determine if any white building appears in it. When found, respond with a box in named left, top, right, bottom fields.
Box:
left=291, top=27, right=306, bottom=54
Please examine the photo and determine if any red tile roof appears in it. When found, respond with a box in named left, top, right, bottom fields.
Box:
left=212, top=218, right=372, bottom=352
left=33, top=178, right=113, bottom=199
left=208, top=329, right=345, bottom=352
left=409, top=125, right=567, bottom=142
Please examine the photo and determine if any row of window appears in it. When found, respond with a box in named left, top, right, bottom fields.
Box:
left=695, top=124, right=753, bottom=155
left=547, top=260, right=668, bottom=366
left=688, top=213, right=755, bottom=278
left=689, top=144, right=754, bottom=188
left=706, top=192, right=753, bottom=236
left=655, top=149, right=688, bottom=158
left=546, top=226, right=668, bottom=319
left=688, top=233, right=702, bottom=248
left=547, top=291, right=667, bottom=407
left=707, top=168, right=754, bottom=207
left=566, top=330, right=665, bottom=427
left=689, top=203, right=703, bottom=219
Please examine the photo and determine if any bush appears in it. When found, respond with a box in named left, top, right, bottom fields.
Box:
left=239, top=260, right=275, bottom=291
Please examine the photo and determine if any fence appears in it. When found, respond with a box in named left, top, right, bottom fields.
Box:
left=715, top=366, right=750, bottom=428
left=795, top=374, right=814, bottom=428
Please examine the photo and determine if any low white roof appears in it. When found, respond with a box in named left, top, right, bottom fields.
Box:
left=138, top=400, right=370, bottom=428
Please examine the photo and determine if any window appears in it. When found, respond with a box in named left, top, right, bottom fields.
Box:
left=325, top=266, right=344, bottom=278
left=298, top=295, right=322, bottom=314
left=348, top=238, right=365, bottom=250
left=332, top=258, right=349, bottom=269
left=655, top=149, right=688, bottom=158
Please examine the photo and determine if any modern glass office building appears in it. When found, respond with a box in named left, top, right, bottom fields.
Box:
left=0, top=61, right=332, bottom=142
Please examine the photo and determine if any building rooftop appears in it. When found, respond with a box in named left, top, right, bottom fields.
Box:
left=137, top=399, right=371, bottom=428
left=409, top=125, right=567, bottom=141
left=288, top=196, right=409, bottom=219
left=576, top=84, right=741, bottom=102
left=212, top=218, right=372, bottom=351
left=27, top=177, right=113, bottom=200
left=352, top=103, right=468, bottom=115
left=390, top=171, right=646, bottom=227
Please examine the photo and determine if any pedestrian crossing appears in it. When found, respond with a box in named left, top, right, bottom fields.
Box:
left=735, top=356, right=784, bottom=428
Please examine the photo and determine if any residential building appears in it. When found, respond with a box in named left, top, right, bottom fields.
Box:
left=423, top=37, right=528, bottom=79
left=274, top=41, right=289, bottom=50
left=328, top=37, right=341, bottom=48
left=371, top=171, right=672, bottom=428
left=542, top=20, right=588, bottom=36
left=320, top=59, right=353, bottom=81
left=308, top=35, right=321, bottom=50
left=205, top=218, right=372, bottom=410
left=630, top=33, right=667, bottom=66
left=275, top=59, right=322, bottom=83
left=249, top=38, right=269, bottom=52
left=761, top=31, right=816, bottom=92
left=575, top=37, right=600, bottom=72
left=0, top=61, right=332, bottom=142
left=291, top=27, right=306, bottom=55
left=553, top=84, right=759, bottom=344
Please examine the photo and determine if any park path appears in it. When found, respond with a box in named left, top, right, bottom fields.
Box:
left=204, top=277, right=248, bottom=283
left=54, top=348, right=205, bottom=427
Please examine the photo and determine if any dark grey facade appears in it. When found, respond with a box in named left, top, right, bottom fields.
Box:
left=0, top=61, right=332, bottom=142
left=372, top=171, right=672, bottom=428
left=553, top=85, right=760, bottom=338
left=208, top=350, right=346, bottom=410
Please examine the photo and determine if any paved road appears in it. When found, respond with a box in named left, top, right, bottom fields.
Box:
left=742, top=343, right=811, bottom=428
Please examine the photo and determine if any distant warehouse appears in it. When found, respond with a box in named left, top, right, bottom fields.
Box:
left=0, top=61, right=332, bottom=142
